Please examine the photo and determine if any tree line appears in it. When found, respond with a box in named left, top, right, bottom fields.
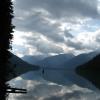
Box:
left=0, top=0, right=14, bottom=99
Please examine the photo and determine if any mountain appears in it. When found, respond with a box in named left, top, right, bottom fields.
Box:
left=7, top=53, right=40, bottom=81
left=76, top=54, right=100, bottom=89
left=62, top=51, right=100, bottom=69
left=22, top=55, right=46, bottom=65
left=37, top=53, right=75, bottom=68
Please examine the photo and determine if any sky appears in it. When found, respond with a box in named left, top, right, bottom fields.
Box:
left=12, top=0, right=100, bottom=57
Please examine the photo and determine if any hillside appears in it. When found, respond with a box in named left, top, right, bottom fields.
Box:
left=22, top=55, right=46, bottom=65
left=62, top=51, right=100, bottom=69
left=7, top=53, right=40, bottom=81
left=76, top=54, right=100, bottom=89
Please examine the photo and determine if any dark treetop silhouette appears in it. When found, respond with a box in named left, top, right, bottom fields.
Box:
left=0, top=0, right=26, bottom=100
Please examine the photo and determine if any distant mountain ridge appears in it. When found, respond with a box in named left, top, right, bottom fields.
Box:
left=22, top=53, right=75, bottom=68
left=21, top=51, right=100, bottom=73
left=37, top=53, right=75, bottom=68
left=22, top=55, right=46, bottom=65
left=62, top=51, right=100, bottom=69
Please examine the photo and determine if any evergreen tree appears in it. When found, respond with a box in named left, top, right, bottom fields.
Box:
left=0, top=0, right=14, bottom=99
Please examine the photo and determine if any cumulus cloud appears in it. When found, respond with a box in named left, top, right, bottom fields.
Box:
left=12, top=0, right=100, bottom=56
left=66, top=39, right=83, bottom=50
left=13, top=10, right=65, bottom=43
left=12, top=29, right=100, bottom=56
left=65, top=29, right=100, bottom=53
left=23, top=33, right=64, bottom=55
left=13, top=0, right=99, bottom=40
left=13, top=0, right=99, bottom=34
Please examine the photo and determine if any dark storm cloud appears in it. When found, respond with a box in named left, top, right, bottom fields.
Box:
left=14, top=0, right=99, bottom=19
left=96, top=34, right=100, bottom=42
left=64, top=30, right=74, bottom=38
left=14, top=12, right=65, bottom=43
left=66, top=39, right=84, bottom=50
left=66, top=38, right=98, bottom=51
left=13, top=0, right=99, bottom=43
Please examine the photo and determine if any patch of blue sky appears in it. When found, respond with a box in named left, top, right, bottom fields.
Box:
left=82, top=19, right=100, bottom=32
left=11, top=44, right=28, bottom=57
left=70, top=31, right=79, bottom=37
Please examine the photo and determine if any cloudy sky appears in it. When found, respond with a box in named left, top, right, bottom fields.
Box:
left=12, top=0, right=100, bottom=57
